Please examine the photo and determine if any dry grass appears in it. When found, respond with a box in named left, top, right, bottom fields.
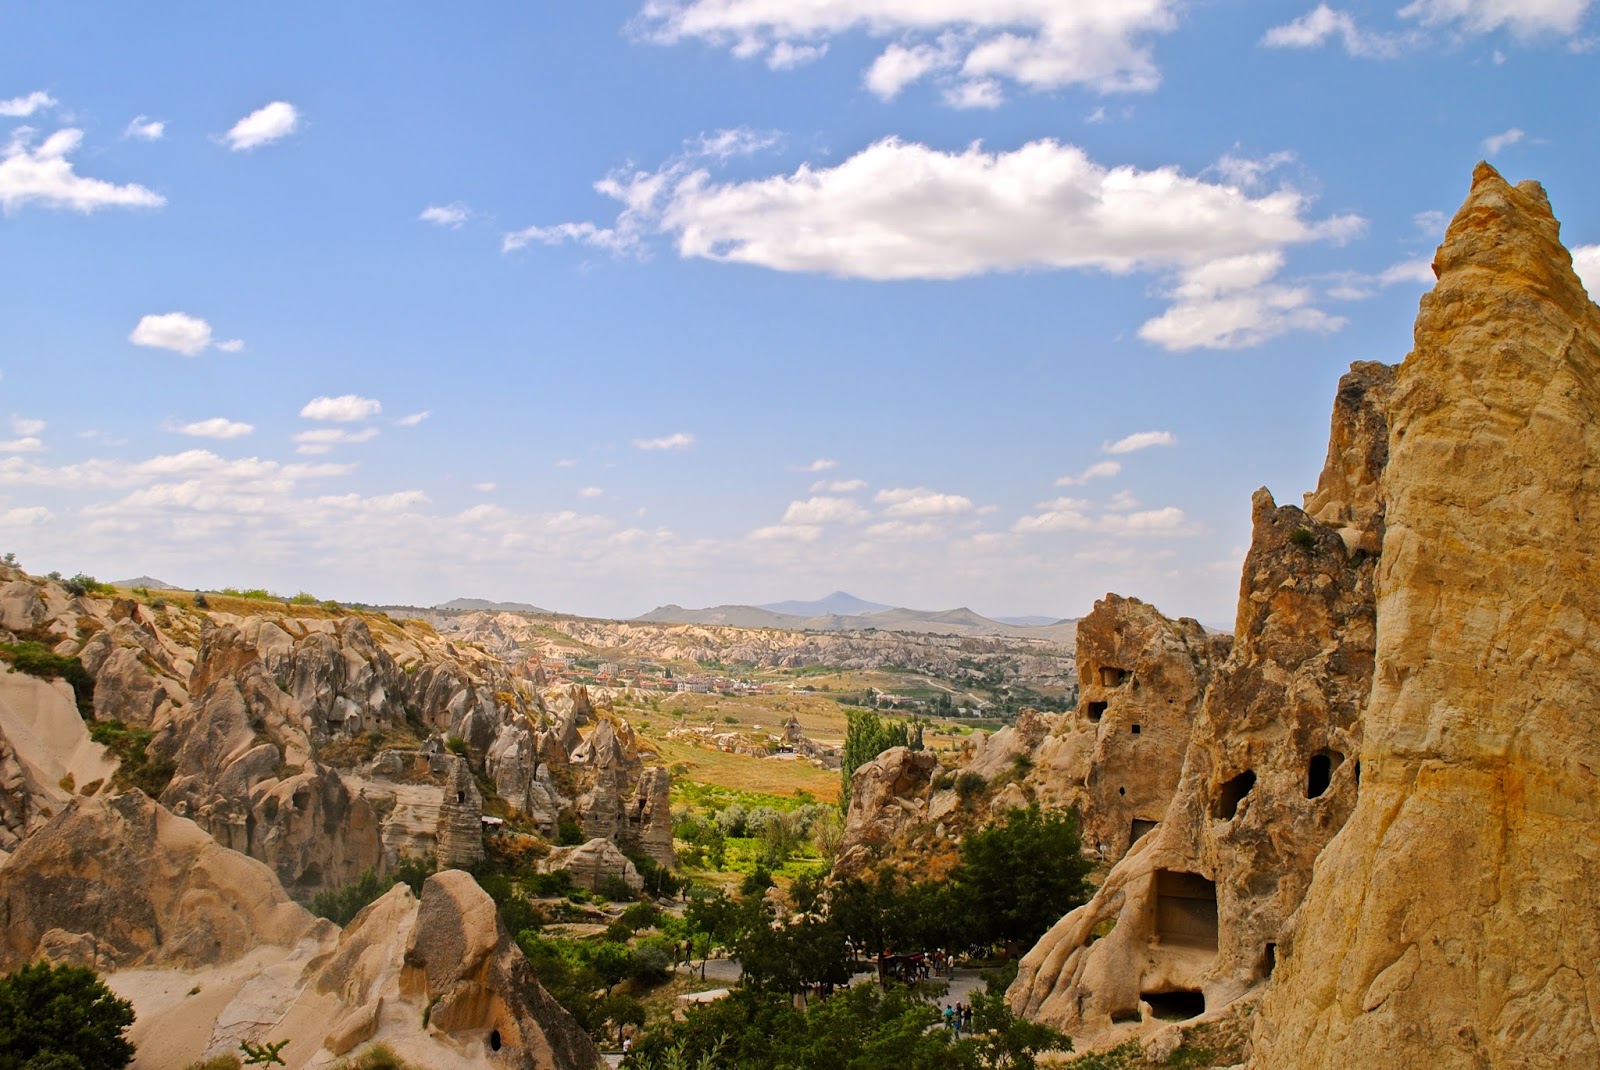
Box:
left=647, top=736, right=841, bottom=802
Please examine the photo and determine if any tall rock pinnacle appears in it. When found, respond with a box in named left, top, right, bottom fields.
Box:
left=1250, top=165, right=1600, bottom=1067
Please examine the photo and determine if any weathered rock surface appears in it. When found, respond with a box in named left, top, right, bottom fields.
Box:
left=1251, top=166, right=1600, bottom=1068
left=834, top=746, right=938, bottom=875
left=0, top=792, right=321, bottom=971
left=540, top=837, right=644, bottom=894
left=0, top=668, right=117, bottom=857
left=1010, top=359, right=1391, bottom=1037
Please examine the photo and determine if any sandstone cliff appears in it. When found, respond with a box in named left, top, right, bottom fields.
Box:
left=1008, top=359, right=1392, bottom=1038
left=1250, top=166, right=1600, bottom=1068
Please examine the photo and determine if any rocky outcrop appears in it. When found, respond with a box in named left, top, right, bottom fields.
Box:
left=1251, top=167, right=1600, bottom=1068
left=0, top=669, right=117, bottom=858
left=1010, top=359, right=1391, bottom=1037
left=834, top=746, right=938, bottom=876
left=540, top=838, right=644, bottom=894
left=621, top=766, right=675, bottom=868
left=0, top=792, right=322, bottom=971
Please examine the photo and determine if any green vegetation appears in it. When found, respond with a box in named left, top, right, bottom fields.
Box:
left=307, top=859, right=435, bottom=926
left=0, top=962, right=136, bottom=1070
left=238, top=1039, right=289, bottom=1066
left=1289, top=526, right=1317, bottom=550
left=329, top=1045, right=420, bottom=1070
left=841, top=709, right=919, bottom=810
left=624, top=984, right=1063, bottom=1070
left=87, top=720, right=175, bottom=798
left=0, top=642, right=95, bottom=717
left=218, top=587, right=276, bottom=600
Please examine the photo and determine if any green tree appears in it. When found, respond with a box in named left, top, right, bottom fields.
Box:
left=840, top=709, right=910, bottom=811
left=956, top=805, right=1092, bottom=953
left=0, top=962, right=135, bottom=1070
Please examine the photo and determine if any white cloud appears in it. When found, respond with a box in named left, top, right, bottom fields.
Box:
left=1414, top=209, right=1449, bottom=237
left=875, top=487, right=974, bottom=517
left=1101, top=506, right=1188, bottom=534
left=579, top=486, right=604, bottom=498
left=0, top=91, right=55, bottom=118
left=215, top=338, right=245, bottom=353
left=750, top=523, right=821, bottom=542
left=10, top=416, right=44, bottom=436
left=1, top=127, right=166, bottom=213
left=1013, top=496, right=1190, bottom=536
left=475, top=481, right=497, bottom=492
left=864, top=519, right=944, bottom=541
left=224, top=101, right=300, bottom=151
left=864, top=42, right=945, bottom=99
left=1481, top=127, right=1525, bottom=153
left=789, top=458, right=836, bottom=473
left=782, top=496, right=869, bottom=525
left=635, top=0, right=1181, bottom=98
left=396, top=411, right=430, bottom=427
left=129, top=312, right=233, bottom=357
left=124, top=116, right=165, bottom=141
left=633, top=432, right=695, bottom=451
left=420, top=203, right=470, bottom=227
left=555, top=458, right=578, bottom=468
left=690, top=128, right=783, bottom=162
left=168, top=417, right=254, bottom=440
left=943, top=79, right=1004, bottom=109
left=1012, top=496, right=1092, bottom=533
left=1103, top=430, right=1177, bottom=454
left=768, top=41, right=828, bottom=69
left=533, top=137, right=1358, bottom=349
left=291, top=427, right=380, bottom=455
left=0, top=505, right=51, bottom=526
left=301, top=395, right=382, bottom=422
left=503, top=220, right=636, bottom=255
left=1400, top=0, right=1591, bottom=37
left=811, top=478, right=866, bottom=493
left=1262, top=6, right=1414, bottom=57
left=1378, top=258, right=1435, bottom=285
left=1056, top=460, right=1122, bottom=486
left=1573, top=245, right=1600, bottom=295
left=1324, top=257, right=1436, bottom=301
left=0, top=437, right=43, bottom=454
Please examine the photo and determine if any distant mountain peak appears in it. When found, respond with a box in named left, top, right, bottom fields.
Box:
left=436, top=596, right=552, bottom=615
left=758, top=591, right=892, bottom=617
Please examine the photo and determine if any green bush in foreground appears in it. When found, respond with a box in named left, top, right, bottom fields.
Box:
left=0, top=962, right=135, bottom=1070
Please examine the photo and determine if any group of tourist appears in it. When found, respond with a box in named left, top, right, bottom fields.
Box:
left=942, top=1001, right=974, bottom=1037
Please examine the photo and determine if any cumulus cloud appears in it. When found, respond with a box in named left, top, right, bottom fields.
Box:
left=1400, top=0, right=1591, bottom=36
left=1013, top=496, right=1190, bottom=536
left=396, top=411, right=430, bottom=427
left=301, top=395, right=382, bottom=422
left=789, top=458, right=836, bottom=473
left=0, top=91, right=56, bottom=117
left=768, top=41, right=828, bottom=69
left=129, top=312, right=239, bottom=357
left=635, top=0, right=1181, bottom=99
left=475, top=481, right=497, bottom=492
left=1, top=127, right=166, bottom=213
left=292, top=427, right=380, bottom=455
left=1102, top=430, right=1177, bottom=454
left=875, top=487, right=974, bottom=517
left=167, top=417, right=254, bottom=440
left=0, top=505, right=51, bottom=526
left=1056, top=461, right=1122, bottom=486
left=224, top=101, right=300, bottom=151
left=579, top=486, right=604, bottom=498
left=782, top=496, right=869, bottom=525
left=11, top=416, right=44, bottom=436
left=420, top=203, right=470, bottom=227
left=1262, top=6, right=1414, bottom=56
left=124, top=116, right=165, bottom=141
left=943, top=79, right=1004, bottom=109
left=1573, top=245, right=1600, bottom=295
left=750, top=523, right=821, bottom=542
left=526, top=137, right=1359, bottom=349
left=812, top=478, right=866, bottom=493
left=0, top=437, right=43, bottom=454
left=1481, top=127, right=1525, bottom=153
left=633, top=432, right=695, bottom=451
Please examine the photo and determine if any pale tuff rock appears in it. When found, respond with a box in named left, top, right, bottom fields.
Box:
left=624, top=765, right=676, bottom=867
left=0, top=669, right=117, bottom=856
left=1251, top=166, right=1600, bottom=1068
left=540, top=838, right=644, bottom=893
left=0, top=792, right=323, bottom=972
left=1010, top=361, right=1390, bottom=1038
left=834, top=746, right=938, bottom=876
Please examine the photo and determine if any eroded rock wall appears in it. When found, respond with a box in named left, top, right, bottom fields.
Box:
left=1250, top=166, right=1600, bottom=1069
left=1009, top=359, right=1392, bottom=1037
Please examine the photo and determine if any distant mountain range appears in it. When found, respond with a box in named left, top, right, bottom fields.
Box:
left=635, top=593, right=1076, bottom=642
left=110, top=576, right=181, bottom=590
left=435, top=597, right=553, bottom=614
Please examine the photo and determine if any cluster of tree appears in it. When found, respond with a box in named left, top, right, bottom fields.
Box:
left=306, top=858, right=436, bottom=926
left=623, top=982, right=1064, bottom=1070
left=675, top=802, right=842, bottom=870
left=840, top=709, right=923, bottom=810
left=0, top=962, right=135, bottom=1070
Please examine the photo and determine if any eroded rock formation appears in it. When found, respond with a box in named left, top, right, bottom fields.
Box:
left=1250, top=165, right=1600, bottom=1068
left=1009, top=360, right=1392, bottom=1037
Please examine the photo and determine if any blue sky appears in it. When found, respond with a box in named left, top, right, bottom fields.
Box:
left=2, top=1, right=1597, bottom=623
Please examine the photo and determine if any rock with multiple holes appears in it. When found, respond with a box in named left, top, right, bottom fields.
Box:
left=1009, top=358, right=1392, bottom=1037
left=1251, top=166, right=1600, bottom=1068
